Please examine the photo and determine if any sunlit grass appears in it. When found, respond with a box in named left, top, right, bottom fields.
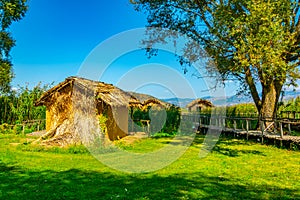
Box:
left=0, top=134, right=299, bottom=199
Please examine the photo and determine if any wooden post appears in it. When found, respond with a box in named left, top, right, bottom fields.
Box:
left=288, top=123, right=291, bottom=135
left=234, top=120, right=237, bottom=130
left=260, top=120, right=264, bottom=144
left=37, top=120, right=40, bottom=132
left=242, top=120, right=244, bottom=130
left=147, top=121, right=150, bottom=137
left=22, top=124, right=25, bottom=135
left=131, top=120, right=134, bottom=132
left=260, top=120, right=265, bottom=135
left=246, top=119, right=249, bottom=140
left=293, top=111, right=296, bottom=119
left=199, top=116, right=202, bottom=131
left=280, top=122, right=284, bottom=138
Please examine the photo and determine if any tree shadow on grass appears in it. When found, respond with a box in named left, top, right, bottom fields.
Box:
left=0, top=162, right=298, bottom=200
left=212, top=146, right=266, bottom=157
left=151, top=135, right=265, bottom=158
left=191, top=135, right=255, bottom=147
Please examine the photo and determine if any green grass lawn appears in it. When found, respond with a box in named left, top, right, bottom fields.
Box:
left=0, top=134, right=299, bottom=200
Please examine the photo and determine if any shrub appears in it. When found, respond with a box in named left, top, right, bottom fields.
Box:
left=0, top=123, right=14, bottom=134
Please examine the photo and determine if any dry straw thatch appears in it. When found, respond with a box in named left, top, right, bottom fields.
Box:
left=35, top=76, right=169, bottom=147
left=186, top=98, right=213, bottom=112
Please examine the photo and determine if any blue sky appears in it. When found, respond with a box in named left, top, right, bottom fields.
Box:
left=9, top=0, right=238, bottom=99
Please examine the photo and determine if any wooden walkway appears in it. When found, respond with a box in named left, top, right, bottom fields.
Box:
left=182, top=114, right=300, bottom=150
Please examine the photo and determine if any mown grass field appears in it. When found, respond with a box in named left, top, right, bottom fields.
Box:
left=0, top=134, right=299, bottom=200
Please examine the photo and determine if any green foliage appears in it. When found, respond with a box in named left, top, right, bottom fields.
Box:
left=98, top=113, right=108, bottom=135
left=151, top=132, right=176, bottom=138
left=0, top=83, right=50, bottom=125
left=133, top=0, right=300, bottom=120
left=130, top=105, right=181, bottom=135
left=0, top=123, right=13, bottom=134
left=226, top=103, right=258, bottom=118
left=0, top=0, right=28, bottom=94
left=0, top=60, right=13, bottom=93
left=278, top=96, right=300, bottom=112
left=277, top=96, right=300, bottom=119
left=163, top=105, right=181, bottom=133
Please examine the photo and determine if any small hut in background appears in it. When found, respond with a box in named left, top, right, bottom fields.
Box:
left=142, top=98, right=171, bottom=110
left=127, top=92, right=171, bottom=109
left=186, top=99, right=213, bottom=113
left=35, top=77, right=140, bottom=146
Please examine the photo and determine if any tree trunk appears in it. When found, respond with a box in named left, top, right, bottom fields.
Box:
left=259, top=81, right=283, bottom=130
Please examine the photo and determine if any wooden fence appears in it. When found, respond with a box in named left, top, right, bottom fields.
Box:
left=0, top=119, right=46, bottom=134
left=182, top=113, right=300, bottom=149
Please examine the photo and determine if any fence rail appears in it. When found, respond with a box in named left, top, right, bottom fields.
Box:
left=182, top=113, right=300, bottom=135
left=0, top=119, right=46, bottom=134
left=181, top=113, right=300, bottom=149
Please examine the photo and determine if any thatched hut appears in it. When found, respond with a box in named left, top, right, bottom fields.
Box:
left=142, top=98, right=171, bottom=109
left=186, top=99, right=213, bottom=112
left=35, top=76, right=140, bottom=146
left=127, top=92, right=171, bottom=109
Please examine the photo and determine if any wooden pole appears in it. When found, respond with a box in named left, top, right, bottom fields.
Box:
left=199, top=116, right=202, bottom=131
left=242, top=120, right=244, bottom=130
left=288, top=123, right=291, bottom=135
left=280, top=122, right=284, bottom=138
left=147, top=121, right=150, bottom=137
left=234, top=120, right=237, bottom=130
left=246, top=119, right=249, bottom=140
left=260, top=120, right=264, bottom=144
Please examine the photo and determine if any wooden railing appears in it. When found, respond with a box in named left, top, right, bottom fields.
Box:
left=0, top=119, right=46, bottom=134
left=181, top=113, right=300, bottom=139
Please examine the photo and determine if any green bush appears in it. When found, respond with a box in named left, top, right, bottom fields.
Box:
left=0, top=83, right=50, bottom=125
left=98, top=113, right=108, bottom=135
left=130, top=105, right=181, bottom=135
left=278, top=96, right=300, bottom=119
left=0, top=123, right=14, bottom=134
left=151, top=132, right=176, bottom=138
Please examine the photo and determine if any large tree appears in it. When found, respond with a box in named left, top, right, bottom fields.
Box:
left=0, top=0, right=27, bottom=94
left=133, top=0, right=300, bottom=120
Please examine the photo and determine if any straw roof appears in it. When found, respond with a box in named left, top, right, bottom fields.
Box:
left=143, top=98, right=171, bottom=107
left=36, top=76, right=140, bottom=107
left=128, top=92, right=173, bottom=108
left=186, top=98, right=213, bottom=108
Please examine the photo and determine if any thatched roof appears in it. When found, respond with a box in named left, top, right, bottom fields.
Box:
left=127, top=92, right=155, bottom=102
left=36, top=76, right=176, bottom=110
left=36, top=76, right=140, bottom=107
left=143, top=98, right=171, bottom=108
left=128, top=92, right=173, bottom=108
left=186, top=98, right=213, bottom=108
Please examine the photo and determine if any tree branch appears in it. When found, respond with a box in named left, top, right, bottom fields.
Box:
left=244, top=66, right=261, bottom=110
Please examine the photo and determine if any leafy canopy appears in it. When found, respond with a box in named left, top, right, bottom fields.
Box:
left=0, top=0, right=27, bottom=94
left=133, top=0, right=300, bottom=117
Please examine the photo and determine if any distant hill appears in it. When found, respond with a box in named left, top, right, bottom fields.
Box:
left=162, top=90, right=300, bottom=107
